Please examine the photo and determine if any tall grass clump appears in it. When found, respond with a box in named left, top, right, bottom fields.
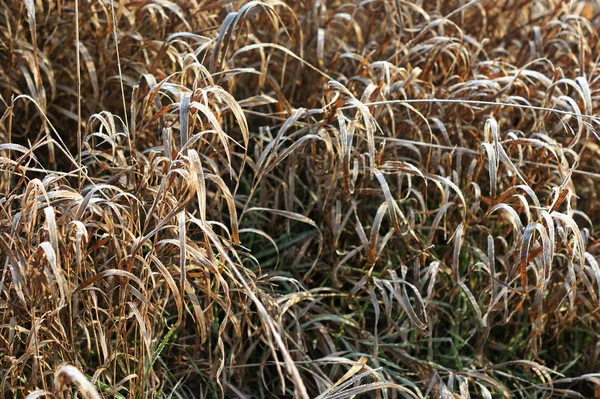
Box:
left=1, top=0, right=600, bottom=397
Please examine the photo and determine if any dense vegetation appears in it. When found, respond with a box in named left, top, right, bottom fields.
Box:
left=1, top=0, right=600, bottom=397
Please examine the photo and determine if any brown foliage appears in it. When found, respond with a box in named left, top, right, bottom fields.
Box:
left=1, top=0, right=600, bottom=397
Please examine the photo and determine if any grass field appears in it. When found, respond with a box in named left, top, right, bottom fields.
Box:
left=1, top=0, right=600, bottom=397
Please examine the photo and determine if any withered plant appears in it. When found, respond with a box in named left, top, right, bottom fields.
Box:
left=1, top=0, right=600, bottom=398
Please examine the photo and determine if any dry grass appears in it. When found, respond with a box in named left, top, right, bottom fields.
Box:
left=1, top=0, right=600, bottom=398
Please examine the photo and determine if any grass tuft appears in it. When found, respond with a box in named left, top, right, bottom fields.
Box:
left=2, top=0, right=600, bottom=397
